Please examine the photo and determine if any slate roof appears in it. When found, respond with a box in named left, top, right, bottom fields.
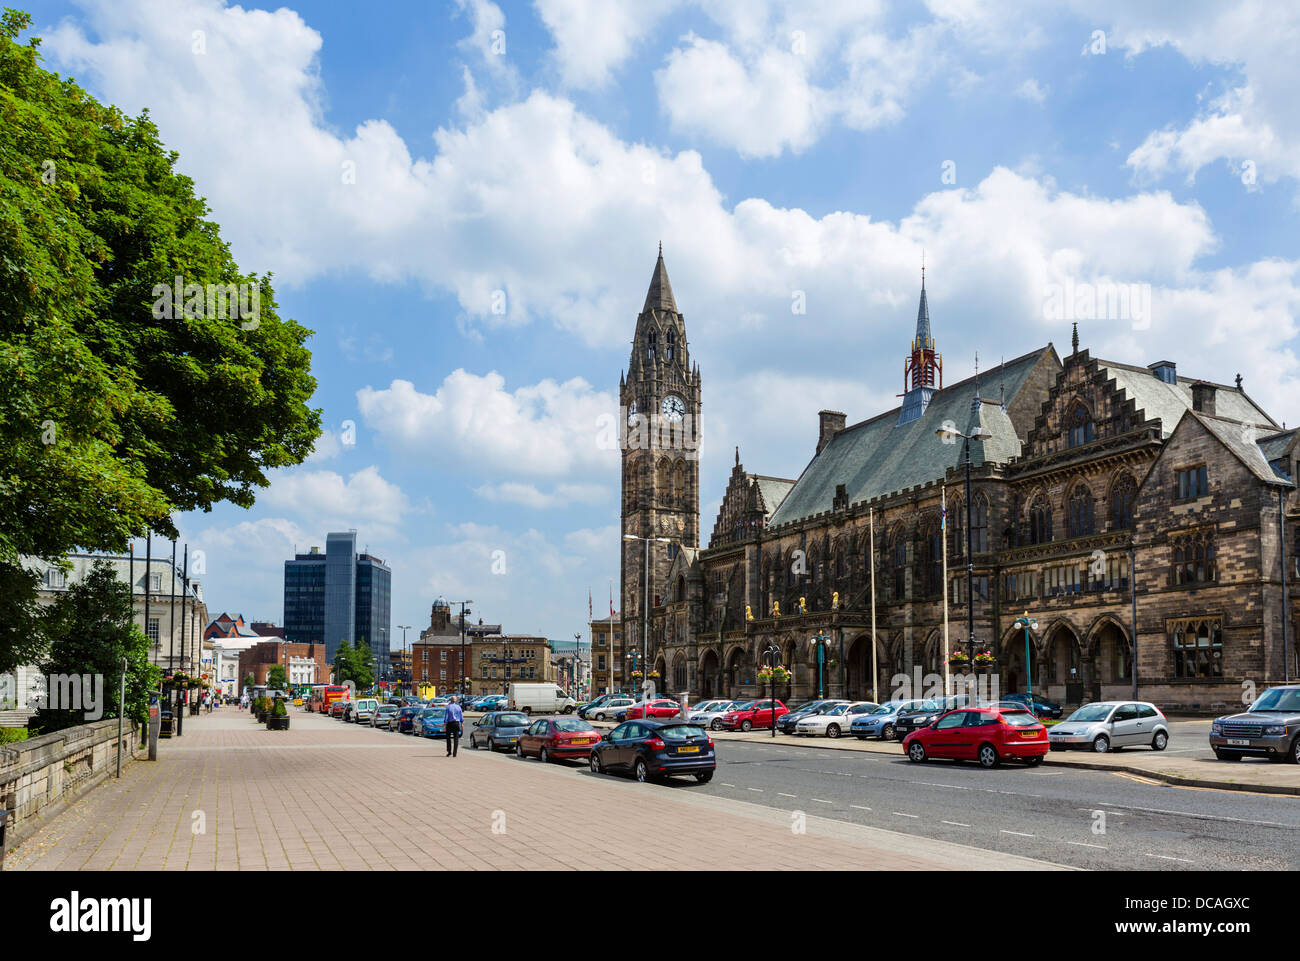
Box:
left=1257, top=428, right=1296, bottom=476
left=753, top=475, right=796, bottom=518
left=642, top=247, right=677, bottom=314
left=1193, top=415, right=1295, bottom=487
left=1097, top=361, right=1275, bottom=438
left=768, top=347, right=1052, bottom=527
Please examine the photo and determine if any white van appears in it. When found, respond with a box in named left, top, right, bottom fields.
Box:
left=350, top=697, right=379, bottom=723
left=508, top=683, right=578, bottom=715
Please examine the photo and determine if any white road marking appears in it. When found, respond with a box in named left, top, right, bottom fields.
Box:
left=747, top=787, right=763, bottom=792
left=850, top=805, right=872, bottom=811
left=1066, top=842, right=1107, bottom=850
left=916, top=781, right=970, bottom=790
left=893, top=812, right=919, bottom=818
left=1145, top=853, right=1195, bottom=863
left=1001, top=830, right=1035, bottom=837
left=811, top=798, right=833, bottom=804
left=720, top=783, right=736, bottom=787
left=777, top=792, right=797, bottom=798
left=941, top=820, right=971, bottom=827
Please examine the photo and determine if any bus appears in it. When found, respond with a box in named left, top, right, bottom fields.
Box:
left=310, top=684, right=349, bottom=713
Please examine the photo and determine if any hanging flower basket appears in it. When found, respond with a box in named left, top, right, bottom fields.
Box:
left=757, top=665, right=792, bottom=683
left=973, top=651, right=996, bottom=668
left=630, top=670, right=644, bottom=681
left=947, top=651, right=970, bottom=666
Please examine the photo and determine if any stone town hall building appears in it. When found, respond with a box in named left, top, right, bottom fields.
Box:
left=619, top=250, right=1300, bottom=711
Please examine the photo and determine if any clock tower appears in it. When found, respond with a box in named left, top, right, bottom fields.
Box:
left=620, top=245, right=701, bottom=677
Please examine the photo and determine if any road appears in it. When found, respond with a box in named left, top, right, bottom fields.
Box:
left=525, top=728, right=1299, bottom=870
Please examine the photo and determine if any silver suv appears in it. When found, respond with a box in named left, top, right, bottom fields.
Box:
left=1209, top=685, right=1300, bottom=763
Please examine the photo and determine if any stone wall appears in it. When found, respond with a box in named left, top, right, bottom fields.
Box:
left=0, top=718, right=142, bottom=862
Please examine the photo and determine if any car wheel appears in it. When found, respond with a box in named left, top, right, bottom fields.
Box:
left=1024, top=755, right=1044, bottom=767
left=634, top=758, right=650, bottom=783
left=711, top=719, right=722, bottom=731
left=1092, top=735, right=1111, bottom=754
left=881, top=724, right=895, bottom=740
left=521, top=707, right=531, bottom=715
left=516, top=741, right=525, bottom=758
left=590, top=752, right=603, bottom=775
left=562, top=706, right=574, bottom=714
left=1151, top=731, right=1168, bottom=751
left=740, top=720, right=753, bottom=732
left=694, top=770, right=713, bottom=784
left=978, top=743, right=1000, bottom=768
left=1213, top=748, right=1242, bottom=761
left=907, top=741, right=927, bottom=763
left=540, top=747, right=550, bottom=763
left=596, top=712, right=606, bottom=721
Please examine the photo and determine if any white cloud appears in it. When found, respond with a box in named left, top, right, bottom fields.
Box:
left=356, top=370, right=620, bottom=477
left=475, top=481, right=610, bottom=508
left=1016, top=78, right=1048, bottom=103
left=534, top=0, right=682, bottom=88
left=261, top=465, right=412, bottom=535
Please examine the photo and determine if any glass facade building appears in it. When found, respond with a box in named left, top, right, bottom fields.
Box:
left=283, top=532, right=391, bottom=670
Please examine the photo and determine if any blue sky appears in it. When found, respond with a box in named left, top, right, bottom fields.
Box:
left=22, top=0, right=1300, bottom=646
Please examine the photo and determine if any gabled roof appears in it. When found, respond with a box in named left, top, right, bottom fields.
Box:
left=1096, top=361, right=1275, bottom=438
left=753, top=476, right=795, bottom=517
left=768, top=347, right=1052, bottom=527
left=1188, top=412, right=1295, bottom=488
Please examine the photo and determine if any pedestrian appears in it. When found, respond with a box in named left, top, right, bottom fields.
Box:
left=444, top=695, right=463, bottom=757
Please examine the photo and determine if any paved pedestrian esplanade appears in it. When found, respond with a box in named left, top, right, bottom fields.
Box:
left=7, top=709, right=1069, bottom=871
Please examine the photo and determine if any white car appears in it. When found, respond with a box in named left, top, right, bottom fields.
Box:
left=795, top=701, right=880, bottom=738
left=691, top=700, right=746, bottom=730
left=589, top=696, right=636, bottom=721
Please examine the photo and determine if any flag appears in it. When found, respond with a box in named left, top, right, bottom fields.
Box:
left=588, top=588, right=593, bottom=621
left=609, top=580, right=615, bottom=617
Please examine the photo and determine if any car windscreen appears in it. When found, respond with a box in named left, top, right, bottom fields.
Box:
left=1067, top=703, right=1115, bottom=722
left=422, top=709, right=446, bottom=718
left=658, top=724, right=707, bottom=741
left=1251, top=688, right=1300, bottom=712
left=554, top=719, right=595, bottom=732
left=824, top=704, right=849, bottom=715
left=1000, top=711, right=1039, bottom=727
left=495, top=713, right=529, bottom=727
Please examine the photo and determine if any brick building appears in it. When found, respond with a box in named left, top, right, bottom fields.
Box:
left=588, top=614, right=623, bottom=695
left=621, top=255, right=1300, bottom=712
left=471, top=635, right=552, bottom=696
left=238, top=640, right=329, bottom=688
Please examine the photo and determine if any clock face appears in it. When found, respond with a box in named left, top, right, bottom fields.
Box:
left=661, top=395, right=686, bottom=421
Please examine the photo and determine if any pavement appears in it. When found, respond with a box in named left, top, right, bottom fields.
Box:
left=579, top=715, right=1300, bottom=795
left=4, top=707, right=1072, bottom=871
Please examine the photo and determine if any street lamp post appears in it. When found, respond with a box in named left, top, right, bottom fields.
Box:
left=810, top=631, right=830, bottom=699
left=761, top=644, right=781, bottom=738
left=623, top=533, right=671, bottom=700
left=451, top=600, right=473, bottom=697
left=397, top=624, right=411, bottom=694
left=1014, top=613, right=1038, bottom=701
left=936, top=421, right=992, bottom=700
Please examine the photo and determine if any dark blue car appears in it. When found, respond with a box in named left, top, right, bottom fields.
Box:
left=395, top=705, right=421, bottom=734
left=1003, top=692, right=1064, bottom=719
left=588, top=718, right=715, bottom=784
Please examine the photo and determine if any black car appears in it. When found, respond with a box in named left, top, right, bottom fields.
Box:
left=1002, top=692, right=1064, bottom=719
left=892, top=698, right=945, bottom=740
left=777, top=699, right=849, bottom=734
left=589, top=719, right=715, bottom=784
left=469, top=711, right=531, bottom=751
left=395, top=705, right=421, bottom=734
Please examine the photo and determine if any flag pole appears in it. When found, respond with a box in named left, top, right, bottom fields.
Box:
left=942, top=486, right=951, bottom=697
left=869, top=506, right=878, bottom=703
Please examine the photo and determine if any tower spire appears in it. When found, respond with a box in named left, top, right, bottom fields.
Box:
left=903, top=261, right=941, bottom=393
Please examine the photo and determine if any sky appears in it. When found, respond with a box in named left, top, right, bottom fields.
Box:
left=21, top=0, right=1300, bottom=647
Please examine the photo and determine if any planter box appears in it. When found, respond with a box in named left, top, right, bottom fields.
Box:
left=267, top=715, right=290, bottom=731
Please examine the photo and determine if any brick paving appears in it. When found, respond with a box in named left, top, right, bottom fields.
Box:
left=6, top=708, right=1067, bottom=871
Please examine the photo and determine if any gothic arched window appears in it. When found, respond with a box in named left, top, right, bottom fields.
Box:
left=971, top=494, right=989, bottom=553
left=648, top=331, right=657, bottom=363
left=666, top=327, right=675, bottom=363
left=1067, top=401, right=1096, bottom=448
left=891, top=530, right=908, bottom=601
left=1029, top=494, right=1053, bottom=545
left=1111, top=472, right=1137, bottom=529
left=923, top=520, right=943, bottom=596
left=1068, top=484, right=1095, bottom=538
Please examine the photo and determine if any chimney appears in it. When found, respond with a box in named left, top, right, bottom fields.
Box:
left=1147, top=360, right=1176, bottom=385
left=1191, top=381, right=1217, bottom=416
left=818, top=410, right=846, bottom=454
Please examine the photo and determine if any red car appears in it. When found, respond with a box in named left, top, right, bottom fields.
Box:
left=714, top=698, right=788, bottom=732
left=624, top=698, right=685, bottom=720
left=904, top=706, right=1048, bottom=768
left=329, top=700, right=351, bottom=719
left=517, top=716, right=603, bottom=762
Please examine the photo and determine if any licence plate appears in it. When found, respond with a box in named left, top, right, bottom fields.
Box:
left=1227, top=738, right=1251, bottom=746
left=1021, top=731, right=1039, bottom=737
left=572, top=738, right=593, bottom=744
left=677, top=746, right=700, bottom=753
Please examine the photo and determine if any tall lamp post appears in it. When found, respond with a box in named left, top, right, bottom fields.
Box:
left=810, top=631, right=830, bottom=699
left=1014, top=613, right=1037, bottom=702
left=397, top=624, right=411, bottom=694
left=936, top=422, right=992, bottom=698
left=573, top=632, right=583, bottom=700
left=623, top=533, right=672, bottom=700
left=451, top=600, right=473, bottom=697
left=761, top=643, right=781, bottom=738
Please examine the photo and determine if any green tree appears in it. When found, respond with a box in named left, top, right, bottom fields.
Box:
left=0, top=9, right=320, bottom=670
left=243, top=672, right=254, bottom=692
left=38, top=561, right=158, bottom=732
left=333, top=640, right=374, bottom=691
left=266, top=663, right=288, bottom=691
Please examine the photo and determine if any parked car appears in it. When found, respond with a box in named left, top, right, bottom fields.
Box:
left=588, top=719, right=715, bottom=783
left=1001, top=692, right=1064, bottom=719
left=1048, top=701, right=1169, bottom=753
left=588, top=696, right=636, bottom=722
left=414, top=706, right=449, bottom=738
left=516, top=716, right=602, bottom=761
left=624, top=698, right=684, bottom=721
left=508, top=682, right=578, bottom=715
left=348, top=698, right=379, bottom=724
left=851, top=700, right=927, bottom=741
left=370, top=703, right=400, bottom=730
left=395, top=705, right=421, bottom=734
left=892, top=699, right=946, bottom=740
left=905, top=706, right=1049, bottom=767
left=468, top=711, right=531, bottom=751
left=1210, top=685, right=1300, bottom=762
left=795, top=701, right=879, bottom=738
left=777, top=699, right=849, bottom=734
left=329, top=700, right=351, bottom=720
left=577, top=693, right=615, bottom=717
left=714, top=698, right=788, bottom=732
left=688, top=700, right=742, bottom=728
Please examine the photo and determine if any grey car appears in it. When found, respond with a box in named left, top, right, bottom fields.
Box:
left=469, top=710, right=531, bottom=751
left=1209, top=685, right=1300, bottom=762
left=1048, top=701, right=1169, bottom=753
left=851, top=700, right=927, bottom=740
left=370, top=703, right=400, bottom=730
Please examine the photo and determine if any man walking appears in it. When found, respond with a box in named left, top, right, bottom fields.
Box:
left=445, top=695, right=464, bottom=757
